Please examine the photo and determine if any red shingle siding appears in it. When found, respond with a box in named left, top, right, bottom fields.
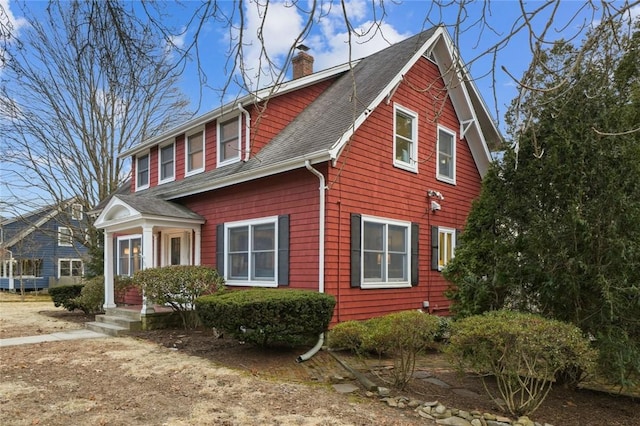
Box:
left=325, top=57, right=481, bottom=321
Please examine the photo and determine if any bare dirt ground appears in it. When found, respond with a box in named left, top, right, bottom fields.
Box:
left=1, top=296, right=638, bottom=426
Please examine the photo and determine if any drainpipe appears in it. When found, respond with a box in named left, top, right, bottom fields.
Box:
left=297, top=160, right=327, bottom=362
left=237, top=103, right=251, bottom=162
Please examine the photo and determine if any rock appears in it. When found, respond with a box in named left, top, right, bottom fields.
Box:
left=424, top=400, right=440, bottom=407
left=426, top=377, right=452, bottom=388
left=434, top=410, right=452, bottom=419
left=517, top=417, right=534, bottom=426
left=484, top=413, right=497, bottom=421
left=417, top=410, right=435, bottom=420
left=486, top=422, right=512, bottom=426
left=332, top=383, right=359, bottom=394
left=436, top=417, right=473, bottom=426
left=384, top=398, right=398, bottom=408
left=458, top=410, right=472, bottom=420
left=435, top=404, right=448, bottom=414
left=412, top=370, right=433, bottom=379
left=377, top=387, right=391, bottom=397
left=330, top=375, right=345, bottom=383
left=365, top=391, right=375, bottom=398
left=471, top=420, right=483, bottom=426
left=496, top=416, right=511, bottom=423
left=407, top=399, right=422, bottom=408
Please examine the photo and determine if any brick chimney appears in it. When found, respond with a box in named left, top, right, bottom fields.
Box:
left=292, top=44, right=313, bottom=79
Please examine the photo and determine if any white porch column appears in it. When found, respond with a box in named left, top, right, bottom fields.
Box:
left=8, top=253, right=14, bottom=291
left=140, top=225, right=155, bottom=315
left=194, top=228, right=201, bottom=265
left=103, top=231, right=116, bottom=309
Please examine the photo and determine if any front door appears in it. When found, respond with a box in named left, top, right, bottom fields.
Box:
left=163, top=232, right=190, bottom=266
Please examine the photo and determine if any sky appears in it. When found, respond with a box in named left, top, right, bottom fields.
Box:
left=1, top=0, right=639, bottom=217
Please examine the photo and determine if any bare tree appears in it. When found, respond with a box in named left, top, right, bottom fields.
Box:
left=0, top=1, right=191, bottom=216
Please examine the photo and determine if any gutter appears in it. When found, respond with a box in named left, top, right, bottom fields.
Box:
left=237, top=103, right=251, bottom=162
left=297, top=160, right=327, bottom=363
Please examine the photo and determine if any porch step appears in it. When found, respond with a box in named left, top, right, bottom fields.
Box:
left=85, top=321, right=129, bottom=337
left=105, top=307, right=142, bottom=321
left=95, top=314, right=142, bottom=331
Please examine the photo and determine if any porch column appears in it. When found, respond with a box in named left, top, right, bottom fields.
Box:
left=194, top=228, right=201, bottom=265
left=8, top=253, right=14, bottom=291
left=140, top=225, right=155, bottom=315
left=103, top=231, right=116, bottom=309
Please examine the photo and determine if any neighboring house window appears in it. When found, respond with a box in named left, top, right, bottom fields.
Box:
left=218, top=116, right=241, bottom=166
left=437, top=126, right=456, bottom=184
left=117, top=235, right=142, bottom=276
left=19, top=259, right=43, bottom=277
left=186, top=129, right=205, bottom=175
left=159, top=142, right=175, bottom=183
left=136, top=153, right=150, bottom=190
left=58, top=226, right=73, bottom=246
left=1, top=260, right=14, bottom=277
left=393, top=104, right=418, bottom=172
left=350, top=214, right=418, bottom=289
left=431, top=226, right=457, bottom=270
left=218, top=215, right=289, bottom=288
left=71, top=203, right=83, bottom=220
left=59, top=259, right=83, bottom=278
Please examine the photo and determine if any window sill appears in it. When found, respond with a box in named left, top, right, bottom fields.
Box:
left=158, top=177, right=175, bottom=185
left=436, top=175, right=456, bottom=185
left=185, top=168, right=205, bottom=177
left=226, top=280, right=278, bottom=288
left=217, top=158, right=241, bottom=168
left=135, top=185, right=150, bottom=192
left=360, top=281, right=412, bottom=290
left=393, top=161, right=418, bottom=174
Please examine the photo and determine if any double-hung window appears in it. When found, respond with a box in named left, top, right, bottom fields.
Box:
left=59, top=259, right=83, bottom=278
left=136, top=153, right=150, bottom=190
left=186, top=129, right=205, bottom=175
left=19, top=259, right=43, bottom=277
left=393, top=104, right=418, bottom=172
left=431, top=226, right=456, bottom=270
left=437, top=126, right=456, bottom=184
left=58, top=226, right=73, bottom=246
left=218, top=116, right=241, bottom=166
left=117, top=235, right=142, bottom=276
left=225, top=217, right=277, bottom=286
left=351, top=214, right=417, bottom=289
left=159, top=142, right=175, bottom=183
left=71, top=203, right=83, bottom=220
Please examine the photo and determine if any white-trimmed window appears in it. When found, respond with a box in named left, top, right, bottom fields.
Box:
left=159, top=142, right=175, bottom=183
left=393, top=104, right=418, bottom=172
left=117, top=235, right=142, bottom=276
left=218, top=116, right=241, bottom=166
left=432, top=226, right=456, bottom=270
left=58, top=226, right=73, bottom=246
left=19, top=259, right=43, bottom=277
left=186, top=129, right=205, bottom=175
left=437, top=126, right=456, bottom=184
left=136, top=152, right=150, bottom=190
left=225, top=217, right=278, bottom=287
left=59, top=259, right=83, bottom=278
left=71, top=203, right=83, bottom=220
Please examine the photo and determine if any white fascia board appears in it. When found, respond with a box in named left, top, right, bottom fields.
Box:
left=328, top=28, right=444, bottom=163
left=93, top=196, right=139, bottom=229
left=3, top=202, right=71, bottom=248
left=162, top=151, right=331, bottom=200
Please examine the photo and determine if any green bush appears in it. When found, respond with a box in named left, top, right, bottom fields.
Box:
left=71, top=276, right=105, bottom=314
left=326, top=320, right=369, bottom=352
left=114, top=275, right=135, bottom=302
left=195, top=289, right=336, bottom=347
left=446, top=310, right=596, bottom=416
left=49, top=284, right=84, bottom=311
left=133, top=265, right=224, bottom=329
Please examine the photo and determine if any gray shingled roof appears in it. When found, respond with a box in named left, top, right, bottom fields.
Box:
left=114, top=194, right=205, bottom=221
left=141, top=28, right=438, bottom=201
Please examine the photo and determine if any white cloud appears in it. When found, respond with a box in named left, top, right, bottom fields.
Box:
left=0, top=0, right=28, bottom=69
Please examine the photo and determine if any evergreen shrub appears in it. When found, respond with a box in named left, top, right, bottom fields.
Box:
left=71, top=276, right=105, bottom=314
left=49, top=284, right=84, bottom=311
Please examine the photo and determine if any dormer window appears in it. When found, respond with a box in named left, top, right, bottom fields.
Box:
left=393, top=104, right=418, bottom=173
left=136, top=153, right=150, bottom=190
left=159, top=142, right=175, bottom=183
left=186, top=129, right=205, bottom=176
left=218, top=116, right=241, bottom=166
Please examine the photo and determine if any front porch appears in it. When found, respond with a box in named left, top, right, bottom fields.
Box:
left=86, top=305, right=181, bottom=336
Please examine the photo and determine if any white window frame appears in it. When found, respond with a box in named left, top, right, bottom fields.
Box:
left=58, top=258, right=84, bottom=278
left=158, top=141, right=175, bottom=184
left=437, top=227, right=456, bottom=270
left=393, top=104, right=418, bottom=173
left=361, top=215, right=412, bottom=289
left=135, top=151, right=150, bottom=191
left=224, top=216, right=278, bottom=288
left=58, top=226, right=73, bottom=247
left=437, top=126, right=456, bottom=184
left=217, top=115, right=242, bottom=167
left=18, top=258, right=43, bottom=278
left=116, top=234, right=142, bottom=277
left=71, top=203, right=84, bottom=221
left=185, top=127, right=205, bottom=176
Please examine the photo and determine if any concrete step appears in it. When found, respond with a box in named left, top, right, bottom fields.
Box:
left=105, top=307, right=142, bottom=321
left=95, top=314, right=142, bottom=331
left=85, top=321, right=128, bottom=337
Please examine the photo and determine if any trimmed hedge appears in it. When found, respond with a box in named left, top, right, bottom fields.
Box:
left=71, top=276, right=104, bottom=314
left=49, top=284, right=84, bottom=311
left=195, top=289, right=336, bottom=347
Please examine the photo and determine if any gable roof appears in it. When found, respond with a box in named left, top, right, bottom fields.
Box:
left=126, top=26, right=501, bottom=201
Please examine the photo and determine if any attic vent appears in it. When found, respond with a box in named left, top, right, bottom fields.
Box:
left=292, top=44, right=314, bottom=79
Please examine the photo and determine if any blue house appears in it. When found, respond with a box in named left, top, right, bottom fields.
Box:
left=0, top=199, right=89, bottom=291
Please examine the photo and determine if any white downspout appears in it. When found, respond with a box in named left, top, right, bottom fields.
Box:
left=298, top=160, right=327, bottom=362
left=238, top=103, right=251, bottom=162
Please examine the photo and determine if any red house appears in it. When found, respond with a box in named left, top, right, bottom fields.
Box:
left=94, top=27, right=500, bottom=323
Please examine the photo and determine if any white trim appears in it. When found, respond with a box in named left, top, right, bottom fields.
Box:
left=162, top=231, right=191, bottom=266
left=217, top=114, right=242, bottom=167
left=116, top=234, right=142, bottom=276
left=185, top=127, right=205, bottom=177
left=135, top=151, right=150, bottom=191
left=436, top=125, right=457, bottom=185
left=392, top=104, right=418, bottom=173
left=360, top=214, right=412, bottom=290
left=71, top=203, right=84, bottom=221
left=58, top=258, right=84, bottom=278
left=158, top=141, right=176, bottom=184
left=58, top=226, right=73, bottom=247
left=437, top=226, right=456, bottom=270
left=224, top=216, right=278, bottom=288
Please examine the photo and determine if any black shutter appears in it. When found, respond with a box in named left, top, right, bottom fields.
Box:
left=216, top=224, right=224, bottom=276
left=278, top=215, right=290, bottom=286
left=411, top=222, right=419, bottom=286
left=431, top=226, right=439, bottom=271
left=350, top=213, right=361, bottom=288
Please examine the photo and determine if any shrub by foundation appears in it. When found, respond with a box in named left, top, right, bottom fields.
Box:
left=49, top=284, right=84, bottom=311
left=71, top=276, right=105, bottom=314
left=195, top=289, right=336, bottom=347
